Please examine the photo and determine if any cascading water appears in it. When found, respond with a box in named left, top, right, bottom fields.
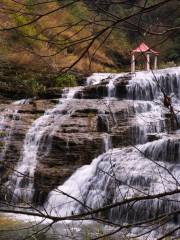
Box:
left=127, top=67, right=180, bottom=100
left=8, top=87, right=81, bottom=203
left=0, top=100, right=26, bottom=161
left=107, top=75, right=116, bottom=98
left=45, top=66, right=180, bottom=230
left=102, top=133, right=112, bottom=152
left=86, top=70, right=169, bottom=143
left=1, top=66, right=180, bottom=239
left=46, top=142, right=180, bottom=219
left=131, top=100, right=166, bottom=143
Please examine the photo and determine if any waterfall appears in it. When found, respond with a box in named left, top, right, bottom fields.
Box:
left=127, top=67, right=180, bottom=100
left=86, top=73, right=122, bottom=86
left=45, top=139, right=180, bottom=222
left=86, top=72, right=125, bottom=100
left=125, top=68, right=180, bottom=143
left=107, top=75, right=116, bottom=98
left=86, top=69, right=178, bottom=143
left=45, top=67, right=180, bottom=225
left=86, top=68, right=180, bottom=117
left=86, top=73, right=107, bottom=86
left=0, top=100, right=26, bottom=161
left=140, top=136, right=180, bottom=162
left=131, top=101, right=166, bottom=143
left=45, top=140, right=180, bottom=220
left=8, top=87, right=81, bottom=203
left=45, top=152, right=110, bottom=216
left=102, top=133, right=112, bottom=152
left=1, top=66, right=180, bottom=240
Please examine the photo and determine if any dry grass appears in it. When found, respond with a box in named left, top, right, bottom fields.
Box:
left=0, top=1, right=131, bottom=73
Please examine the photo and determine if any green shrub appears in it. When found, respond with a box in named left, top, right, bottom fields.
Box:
left=53, top=73, right=77, bottom=88
left=159, top=61, right=177, bottom=69
left=24, top=77, right=46, bottom=97
left=0, top=131, right=6, bottom=138
left=13, top=74, right=46, bottom=98
left=13, top=15, right=36, bottom=36
left=0, top=141, right=4, bottom=148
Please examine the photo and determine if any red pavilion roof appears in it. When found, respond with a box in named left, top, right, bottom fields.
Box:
left=132, top=42, right=159, bottom=55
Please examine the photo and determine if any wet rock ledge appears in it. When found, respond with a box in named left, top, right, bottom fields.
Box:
left=0, top=97, right=144, bottom=204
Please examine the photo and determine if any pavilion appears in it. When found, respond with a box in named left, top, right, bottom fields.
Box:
left=131, top=42, right=159, bottom=73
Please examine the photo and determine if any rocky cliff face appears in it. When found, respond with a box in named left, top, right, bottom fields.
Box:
left=0, top=74, right=147, bottom=203
left=0, top=68, right=179, bottom=205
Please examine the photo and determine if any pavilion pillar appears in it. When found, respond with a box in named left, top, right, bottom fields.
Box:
left=154, top=55, right=158, bottom=70
left=146, top=53, right=150, bottom=71
left=131, top=54, right=135, bottom=73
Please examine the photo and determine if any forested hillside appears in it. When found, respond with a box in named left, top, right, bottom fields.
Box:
left=0, top=0, right=179, bottom=72
left=0, top=0, right=179, bottom=98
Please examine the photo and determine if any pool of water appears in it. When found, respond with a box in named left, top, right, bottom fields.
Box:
left=0, top=214, right=117, bottom=240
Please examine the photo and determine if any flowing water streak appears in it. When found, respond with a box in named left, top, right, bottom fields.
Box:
left=107, top=75, right=116, bottom=98
left=0, top=100, right=26, bottom=160
left=89, top=74, right=119, bottom=151
left=102, top=133, right=112, bottom=152
left=99, top=74, right=121, bottom=151
left=10, top=87, right=81, bottom=203
left=131, top=100, right=166, bottom=143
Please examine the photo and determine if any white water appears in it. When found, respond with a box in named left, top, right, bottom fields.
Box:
left=13, top=99, right=31, bottom=105
left=45, top=139, right=180, bottom=218
left=127, top=67, right=180, bottom=100
left=124, top=68, right=180, bottom=143
left=86, top=73, right=112, bottom=86
left=107, top=75, right=116, bottom=98
left=131, top=101, right=166, bottom=143
left=86, top=69, right=176, bottom=141
left=1, top=67, right=179, bottom=239
left=102, top=133, right=112, bottom=152
left=0, top=100, right=26, bottom=160
left=9, top=87, right=81, bottom=203
left=86, top=72, right=127, bottom=86
left=87, top=72, right=125, bottom=101
left=45, top=67, right=180, bottom=224
left=45, top=154, right=103, bottom=216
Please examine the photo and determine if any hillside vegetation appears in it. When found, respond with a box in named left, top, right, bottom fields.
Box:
left=0, top=0, right=179, bottom=97
left=0, top=0, right=121, bottom=73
